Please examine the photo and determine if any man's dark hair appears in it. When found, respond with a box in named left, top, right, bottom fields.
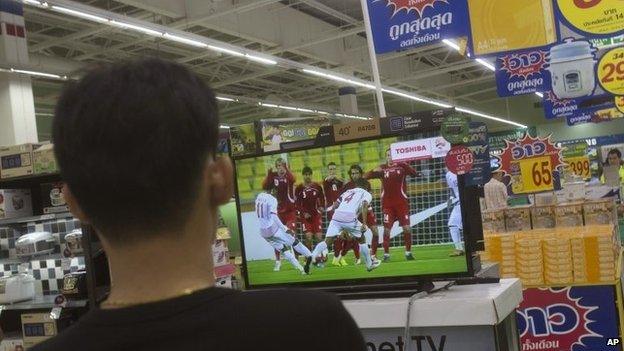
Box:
left=302, top=166, right=312, bottom=175
left=327, top=162, right=336, bottom=168
left=53, top=58, right=219, bottom=241
left=349, top=164, right=363, bottom=174
left=354, top=178, right=369, bottom=190
left=608, top=149, right=622, bottom=159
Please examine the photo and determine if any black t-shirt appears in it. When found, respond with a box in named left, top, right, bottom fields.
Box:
left=30, top=288, right=366, bottom=351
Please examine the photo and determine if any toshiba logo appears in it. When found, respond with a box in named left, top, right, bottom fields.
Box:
left=396, top=145, right=427, bottom=154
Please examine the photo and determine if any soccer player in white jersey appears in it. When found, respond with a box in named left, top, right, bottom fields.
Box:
left=256, top=188, right=313, bottom=274
left=445, top=170, right=464, bottom=257
left=310, top=179, right=382, bottom=272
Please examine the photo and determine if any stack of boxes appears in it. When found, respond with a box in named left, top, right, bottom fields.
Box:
left=213, top=214, right=236, bottom=288
left=543, top=230, right=573, bottom=285
left=571, top=225, right=617, bottom=284
left=0, top=143, right=58, bottom=180
left=515, top=231, right=544, bottom=285
left=482, top=198, right=620, bottom=286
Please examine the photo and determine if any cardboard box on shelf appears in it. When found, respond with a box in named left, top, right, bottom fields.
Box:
left=531, top=205, right=556, bottom=229
left=583, top=199, right=616, bottom=225
left=0, top=189, right=33, bottom=220
left=0, top=144, right=37, bottom=179
left=504, top=206, right=532, bottom=231
left=555, top=202, right=584, bottom=227
left=482, top=210, right=506, bottom=232
left=32, top=143, right=57, bottom=174
left=0, top=337, right=24, bottom=351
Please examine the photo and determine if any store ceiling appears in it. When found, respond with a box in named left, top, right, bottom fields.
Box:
left=12, top=0, right=556, bottom=139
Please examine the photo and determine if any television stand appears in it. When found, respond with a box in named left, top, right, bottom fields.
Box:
left=332, top=279, right=436, bottom=300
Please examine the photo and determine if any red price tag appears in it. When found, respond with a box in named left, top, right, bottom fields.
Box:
left=445, top=146, right=474, bottom=175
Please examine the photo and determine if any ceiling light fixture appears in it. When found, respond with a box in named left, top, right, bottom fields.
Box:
left=441, top=39, right=460, bottom=51
left=162, top=33, right=208, bottom=48
left=535, top=92, right=544, bottom=98
left=8, top=68, right=66, bottom=80
left=110, top=20, right=163, bottom=37
left=244, top=54, right=278, bottom=66
left=381, top=88, right=453, bottom=108
left=475, top=58, right=496, bottom=71
left=302, top=69, right=376, bottom=90
left=216, top=96, right=237, bottom=102
left=208, top=45, right=245, bottom=57
left=456, top=107, right=527, bottom=128
left=50, top=5, right=108, bottom=23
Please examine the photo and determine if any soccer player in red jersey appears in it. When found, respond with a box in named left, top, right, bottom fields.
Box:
left=261, top=158, right=297, bottom=271
left=296, top=167, right=326, bottom=254
left=366, top=149, right=420, bottom=261
left=323, top=162, right=344, bottom=264
left=333, top=164, right=380, bottom=266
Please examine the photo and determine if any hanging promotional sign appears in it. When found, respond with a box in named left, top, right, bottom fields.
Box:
left=517, top=286, right=620, bottom=351
left=488, top=127, right=537, bottom=155
left=230, top=123, right=258, bottom=156
left=465, top=122, right=491, bottom=186
left=617, top=96, right=624, bottom=113
left=597, top=46, right=624, bottom=96
left=390, top=136, right=450, bottom=162
left=498, top=134, right=564, bottom=194
left=365, top=0, right=470, bottom=54
left=440, top=113, right=470, bottom=144
left=543, top=91, right=623, bottom=124
left=467, top=0, right=557, bottom=57
left=554, top=0, right=624, bottom=39
left=445, top=145, right=474, bottom=175
left=562, top=142, right=591, bottom=179
left=495, top=46, right=551, bottom=96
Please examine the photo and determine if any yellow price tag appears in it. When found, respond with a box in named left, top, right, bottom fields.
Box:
left=565, top=155, right=591, bottom=179
left=557, top=0, right=624, bottom=36
left=511, top=156, right=554, bottom=194
left=598, top=47, right=624, bottom=96
left=617, top=96, right=624, bottom=114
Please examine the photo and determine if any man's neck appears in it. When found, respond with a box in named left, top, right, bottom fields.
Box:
left=102, top=231, right=215, bottom=308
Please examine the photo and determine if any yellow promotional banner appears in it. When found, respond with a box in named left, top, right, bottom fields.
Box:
left=598, top=47, right=624, bottom=96
left=468, top=0, right=557, bottom=56
left=565, top=155, right=591, bottom=179
left=556, top=0, right=624, bottom=37
left=511, top=156, right=554, bottom=194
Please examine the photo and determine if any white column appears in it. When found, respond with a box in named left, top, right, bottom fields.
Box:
left=0, top=0, right=38, bottom=146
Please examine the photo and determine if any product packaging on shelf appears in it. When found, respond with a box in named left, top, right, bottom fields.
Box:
left=0, top=144, right=37, bottom=179
left=0, top=337, right=24, bottom=351
left=531, top=205, right=556, bottom=229
left=32, top=143, right=58, bottom=174
left=504, top=205, right=532, bottom=231
left=555, top=202, right=584, bottom=227
left=21, top=313, right=57, bottom=348
left=583, top=199, right=616, bottom=225
left=481, top=209, right=506, bottom=232
left=0, top=189, right=33, bottom=220
left=40, top=182, right=68, bottom=214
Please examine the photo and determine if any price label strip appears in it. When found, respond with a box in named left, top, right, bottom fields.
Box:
left=598, top=47, right=624, bottom=96
left=565, top=155, right=591, bottom=179
left=511, top=156, right=554, bottom=194
left=333, top=119, right=380, bottom=142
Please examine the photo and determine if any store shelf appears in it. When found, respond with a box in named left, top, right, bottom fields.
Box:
left=0, top=173, right=61, bottom=188
left=1, top=295, right=87, bottom=311
left=0, top=211, right=73, bottom=226
left=0, top=253, right=83, bottom=266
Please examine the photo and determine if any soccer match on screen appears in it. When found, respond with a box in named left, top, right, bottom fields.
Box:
left=235, top=134, right=469, bottom=286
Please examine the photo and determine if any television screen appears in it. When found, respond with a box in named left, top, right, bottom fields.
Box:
left=234, top=131, right=473, bottom=289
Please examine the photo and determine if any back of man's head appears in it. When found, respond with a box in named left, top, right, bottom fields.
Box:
left=53, top=58, right=219, bottom=242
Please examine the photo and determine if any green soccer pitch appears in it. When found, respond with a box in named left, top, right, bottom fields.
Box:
left=245, top=245, right=468, bottom=286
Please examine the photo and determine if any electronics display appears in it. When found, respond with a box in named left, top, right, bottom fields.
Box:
left=0, top=144, right=35, bottom=179
left=41, top=182, right=68, bottom=214
left=15, top=232, right=56, bottom=258
left=233, top=115, right=477, bottom=290
left=64, top=229, right=83, bottom=257
left=61, top=270, right=88, bottom=299
left=0, top=274, right=35, bottom=304
left=0, top=189, right=33, bottom=220
left=21, top=313, right=57, bottom=349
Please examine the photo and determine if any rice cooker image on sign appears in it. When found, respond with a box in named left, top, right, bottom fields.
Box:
left=548, top=40, right=596, bottom=99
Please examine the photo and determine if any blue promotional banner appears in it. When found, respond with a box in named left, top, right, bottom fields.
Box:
left=517, top=286, right=620, bottom=351
left=464, top=122, right=490, bottom=186
left=365, top=0, right=470, bottom=54
left=495, top=46, right=551, bottom=97
left=542, top=91, right=623, bottom=125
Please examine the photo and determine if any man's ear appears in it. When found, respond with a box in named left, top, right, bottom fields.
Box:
left=206, top=155, right=234, bottom=206
left=62, top=184, right=89, bottom=224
